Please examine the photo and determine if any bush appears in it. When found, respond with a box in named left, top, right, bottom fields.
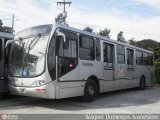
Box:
left=154, top=62, right=160, bottom=84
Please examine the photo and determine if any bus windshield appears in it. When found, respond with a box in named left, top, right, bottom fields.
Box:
left=9, top=34, right=49, bottom=77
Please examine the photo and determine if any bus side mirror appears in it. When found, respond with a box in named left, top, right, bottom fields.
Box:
left=56, top=30, right=68, bottom=49
left=57, top=30, right=66, bottom=42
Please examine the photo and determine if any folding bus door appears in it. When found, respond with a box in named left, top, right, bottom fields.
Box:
left=103, top=42, right=115, bottom=92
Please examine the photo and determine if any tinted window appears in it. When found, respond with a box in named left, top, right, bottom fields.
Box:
left=79, top=36, right=95, bottom=60
left=149, top=53, right=154, bottom=66
left=5, top=41, right=12, bottom=65
left=117, top=45, right=125, bottom=64
left=95, top=39, right=101, bottom=61
left=48, top=35, right=56, bottom=80
left=127, top=49, right=134, bottom=68
left=136, top=50, right=143, bottom=65
left=57, top=30, right=78, bottom=78
left=143, top=52, right=149, bottom=65
left=58, top=38, right=77, bottom=58
left=103, top=43, right=114, bottom=67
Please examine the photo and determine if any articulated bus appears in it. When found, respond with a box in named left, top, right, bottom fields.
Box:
left=8, top=24, right=154, bottom=102
left=0, top=32, right=14, bottom=97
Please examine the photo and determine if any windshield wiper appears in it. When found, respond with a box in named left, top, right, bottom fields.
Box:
left=28, top=34, right=41, bottom=50
left=19, top=34, right=41, bottom=76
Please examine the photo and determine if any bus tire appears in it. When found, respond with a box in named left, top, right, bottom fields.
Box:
left=82, top=79, right=98, bottom=102
left=139, top=76, right=145, bottom=90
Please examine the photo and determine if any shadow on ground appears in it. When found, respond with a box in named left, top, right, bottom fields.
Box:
left=0, top=87, right=160, bottom=111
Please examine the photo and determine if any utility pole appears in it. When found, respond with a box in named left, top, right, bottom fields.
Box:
left=56, top=0, right=72, bottom=24
left=12, top=14, right=14, bottom=33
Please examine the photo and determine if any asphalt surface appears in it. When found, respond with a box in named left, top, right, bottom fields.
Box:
left=0, top=87, right=160, bottom=115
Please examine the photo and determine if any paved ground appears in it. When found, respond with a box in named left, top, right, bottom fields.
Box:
left=0, top=87, right=160, bottom=114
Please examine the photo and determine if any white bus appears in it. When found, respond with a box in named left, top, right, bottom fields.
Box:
left=8, top=24, right=154, bottom=102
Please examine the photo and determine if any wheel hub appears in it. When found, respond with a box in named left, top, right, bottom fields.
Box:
left=88, top=86, right=95, bottom=96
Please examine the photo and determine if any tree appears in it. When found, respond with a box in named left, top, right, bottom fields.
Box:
left=117, top=31, right=125, bottom=42
left=129, top=39, right=160, bottom=60
left=128, top=38, right=136, bottom=45
left=0, top=19, right=3, bottom=27
left=98, top=28, right=111, bottom=38
left=55, top=13, right=64, bottom=24
left=0, top=19, right=13, bottom=33
left=83, top=26, right=93, bottom=33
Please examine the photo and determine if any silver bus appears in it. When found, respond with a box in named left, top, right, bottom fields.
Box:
left=0, top=32, right=14, bottom=97
left=8, top=24, right=154, bottom=102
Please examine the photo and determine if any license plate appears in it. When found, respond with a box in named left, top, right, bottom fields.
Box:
left=19, top=88, right=26, bottom=93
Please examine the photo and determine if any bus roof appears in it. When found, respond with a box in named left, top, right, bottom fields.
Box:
left=15, top=24, right=53, bottom=39
left=14, top=23, right=153, bottom=54
left=55, top=23, right=153, bottom=54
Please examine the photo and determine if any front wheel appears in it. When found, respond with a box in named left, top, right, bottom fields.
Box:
left=82, top=80, right=98, bottom=102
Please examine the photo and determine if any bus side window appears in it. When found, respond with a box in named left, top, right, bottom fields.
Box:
left=143, top=52, right=149, bottom=66
left=103, top=43, right=114, bottom=67
left=79, top=36, right=95, bottom=60
left=117, top=45, right=125, bottom=64
left=149, top=53, right=153, bottom=66
left=58, top=37, right=77, bottom=58
left=95, top=39, right=101, bottom=61
left=136, top=50, right=143, bottom=65
left=127, top=49, right=134, bottom=68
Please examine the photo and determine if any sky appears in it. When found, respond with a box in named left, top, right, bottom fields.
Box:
left=0, top=0, right=160, bottom=41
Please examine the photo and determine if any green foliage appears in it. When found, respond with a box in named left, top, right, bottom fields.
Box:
left=154, top=62, right=160, bottom=84
left=98, top=28, right=111, bottom=38
left=0, top=26, right=13, bottom=33
left=129, top=39, right=160, bottom=61
left=133, top=39, right=158, bottom=50
left=0, top=19, right=13, bottom=33
left=83, top=26, right=93, bottom=33
left=0, top=19, right=3, bottom=27
left=55, top=13, right=65, bottom=23
left=117, top=31, right=125, bottom=42
left=128, top=38, right=136, bottom=45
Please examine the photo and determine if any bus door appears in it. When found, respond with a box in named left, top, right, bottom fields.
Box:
left=115, top=45, right=127, bottom=90
left=0, top=38, right=5, bottom=93
left=103, top=42, right=115, bottom=92
left=126, top=48, right=135, bottom=87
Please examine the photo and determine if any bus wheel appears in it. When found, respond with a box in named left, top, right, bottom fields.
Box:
left=82, top=79, right=98, bottom=102
left=139, top=76, right=145, bottom=90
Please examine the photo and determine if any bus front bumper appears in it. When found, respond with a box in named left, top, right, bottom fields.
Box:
left=9, top=83, right=56, bottom=99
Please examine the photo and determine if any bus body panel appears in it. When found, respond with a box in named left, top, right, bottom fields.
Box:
left=56, top=81, right=85, bottom=99
left=9, top=82, right=56, bottom=99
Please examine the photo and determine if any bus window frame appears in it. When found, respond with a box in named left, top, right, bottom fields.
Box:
left=117, top=45, right=125, bottom=64
left=79, top=35, right=95, bottom=61
left=103, top=42, right=114, bottom=67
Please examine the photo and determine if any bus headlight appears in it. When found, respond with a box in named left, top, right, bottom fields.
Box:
left=31, top=80, right=46, bottom=87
